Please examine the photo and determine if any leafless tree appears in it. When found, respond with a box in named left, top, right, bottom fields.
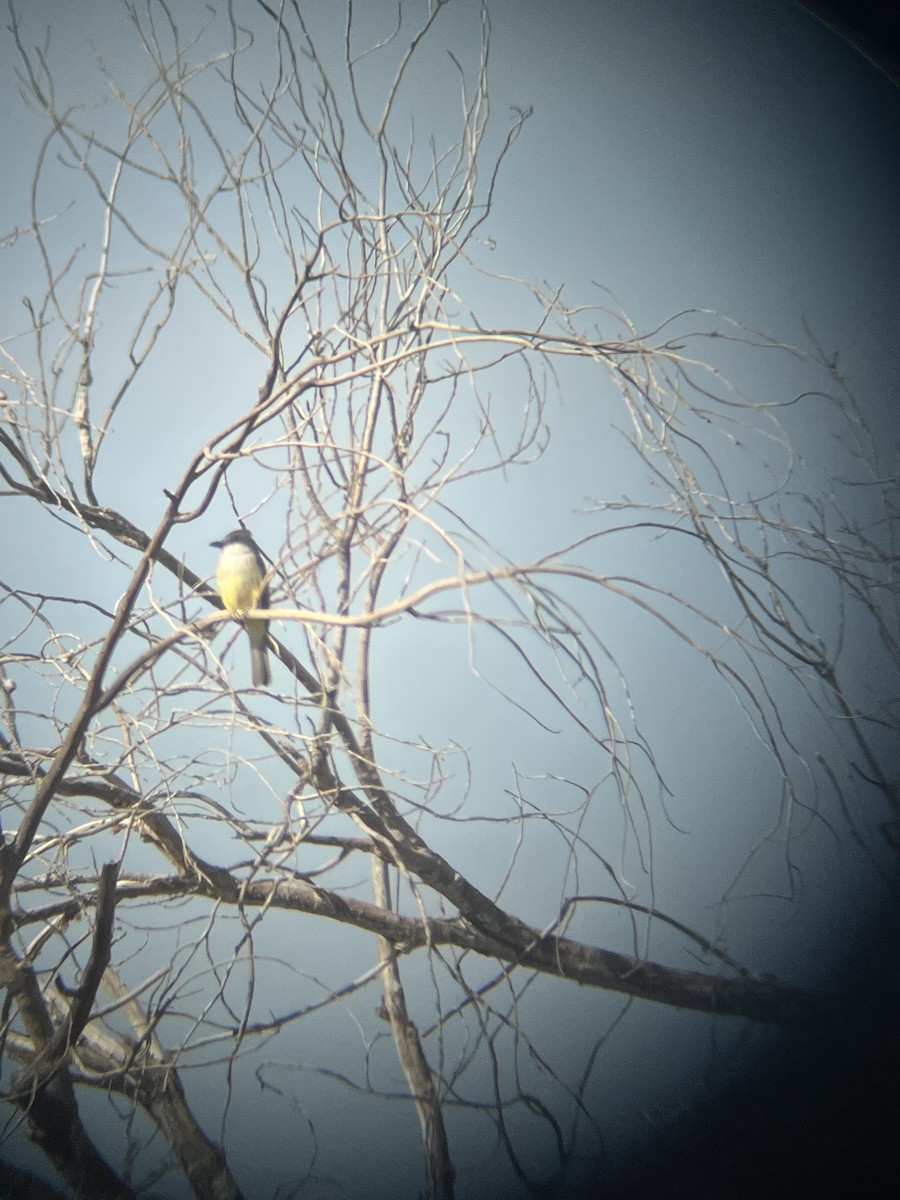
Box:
left=1, top=2, right=896, bottom=1197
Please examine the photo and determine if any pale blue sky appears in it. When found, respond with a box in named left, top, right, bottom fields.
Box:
left=1, top=2, right=898, bottom=1197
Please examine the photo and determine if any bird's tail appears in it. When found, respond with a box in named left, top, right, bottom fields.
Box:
left=250, top=643, right=271, bottom=688
left=246, top=618, right=271, bottom=687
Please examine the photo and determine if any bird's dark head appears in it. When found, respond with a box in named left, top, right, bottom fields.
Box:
left=210, top=529, right=255, bottom=549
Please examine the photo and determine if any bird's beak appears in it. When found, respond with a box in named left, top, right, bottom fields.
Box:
left=210, top=540, right=223, bottom=548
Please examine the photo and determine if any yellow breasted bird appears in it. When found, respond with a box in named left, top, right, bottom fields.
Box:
left=211, top=528, right=271, bottom=687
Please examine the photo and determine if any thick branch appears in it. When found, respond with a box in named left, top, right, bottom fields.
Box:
left=0, top=931, right=136, bottom=1200
left=3, top=971, right=245, bottom=1200
left=100, top=968, right=244, bottom=1200
left=373, top=861, right=454, bottom=1200
left=32, top=872, right=816, bottom=1025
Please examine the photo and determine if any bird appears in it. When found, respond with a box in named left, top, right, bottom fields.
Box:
left=210, top=528, right=271, bottom=687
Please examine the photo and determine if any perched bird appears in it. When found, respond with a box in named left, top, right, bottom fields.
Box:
left=211, top=528, right=271, bottom=687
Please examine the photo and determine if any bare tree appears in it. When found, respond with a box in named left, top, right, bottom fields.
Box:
left=1, top=2, right=897, bottom=1197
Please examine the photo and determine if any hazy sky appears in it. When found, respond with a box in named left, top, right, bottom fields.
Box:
left=1, top=2, right=898, bottom=1198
